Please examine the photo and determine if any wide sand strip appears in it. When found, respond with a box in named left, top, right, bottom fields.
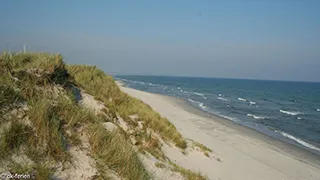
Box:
left=119, top=84, right=320, bottom=180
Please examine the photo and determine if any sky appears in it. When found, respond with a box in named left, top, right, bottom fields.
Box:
left=0, top=0, right=320, bottom=82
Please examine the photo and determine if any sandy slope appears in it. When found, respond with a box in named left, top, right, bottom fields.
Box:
left=119, top=85, right=320, bottom=180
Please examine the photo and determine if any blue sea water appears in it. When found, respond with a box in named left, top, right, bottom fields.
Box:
left=115, top=75, right=320, bottom=154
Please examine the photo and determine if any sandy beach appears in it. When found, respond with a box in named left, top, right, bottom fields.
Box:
left=119, top=84, right=320, bottom=180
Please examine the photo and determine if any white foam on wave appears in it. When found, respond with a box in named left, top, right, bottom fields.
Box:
left=278, top=131, right=320, bottom=152
left=249, top=101, right=256, bottom=105
left=279, top=109, right=302, bottom=116
left=317, top=109, right=320, bottom=112
left=237, top=97, right=247, bottom=102
left=297, top=117, right=302, bottom=120
left=177, top=87, right=184, bottom=92
left=194, top=92, right=205, bottom=96
left=218, top=97, right=229, bottom=101
left=218, top=94, right=222, bottom=97
left=220, top=115, right=240, bottom=122
left=202, top=96, right=207, bottom=100
left=198, top=102, right=207, bottom=109
left=188, top=98, right=207, bottom=109
left=247, top=114, right=265, bottom=120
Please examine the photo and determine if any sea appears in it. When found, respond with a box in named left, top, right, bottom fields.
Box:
left=114, top=75, right=320, bottom=155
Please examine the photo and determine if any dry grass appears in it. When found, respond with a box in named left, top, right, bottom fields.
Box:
left=27, top=98, right=69, bottom=162
left=8, top=161, right=53, bottom=180
left=170, top=161, right=208, bottom=180
left=0, top=120, right=33, bottom=160
left=67, top=65, right=187, bottom=149
left=88, top=124, right=150, bottom=180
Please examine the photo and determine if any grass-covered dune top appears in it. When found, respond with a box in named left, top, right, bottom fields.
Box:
left=0, top=52, right=208, bottom=180
left=67, top=65, right=187, bottom=149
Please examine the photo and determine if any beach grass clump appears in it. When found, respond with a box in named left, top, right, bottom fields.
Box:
left=0, top=120, right=33, bottom=160
left=170, top=162, right=208, bottom=180
left=27, top=98, right=69, bottom=162
left=54, top=95, right=99, bottom=128
left=194, top=142, right=212, bottom=152
left=88, top=124, right=150, bottom=180
left=67, top=65, right=187, bottom=149
left=8, top=161, right=53, bottom=180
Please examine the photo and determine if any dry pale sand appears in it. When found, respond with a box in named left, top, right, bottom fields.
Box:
left=119, top=84, right=320, bottom=180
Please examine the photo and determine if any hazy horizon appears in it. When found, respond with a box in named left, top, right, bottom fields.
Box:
left=1, top=0, right=320, bottom=82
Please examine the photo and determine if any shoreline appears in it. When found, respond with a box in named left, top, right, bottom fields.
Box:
left=170, top=95, right=320, bottom=165
left=118, top=82, right=320, bottom=180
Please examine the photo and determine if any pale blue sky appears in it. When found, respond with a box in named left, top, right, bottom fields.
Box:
left=1, top=0, right=320, bottom=82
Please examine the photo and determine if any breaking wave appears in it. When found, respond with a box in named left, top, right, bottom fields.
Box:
left=237, top=97, right=247, bottom=102
left=247, top=114, right=265, bottom=120
left=249, top=101, right=256, bottom=105
left=218, top=97, right=229, bottom=101
left=276, top=131, right=320, bottom=152
left=188, top=98, right=207, bottom=109
left=279, top=109, right=302, bottom=116
left=194, top=92, right=205, bottom=96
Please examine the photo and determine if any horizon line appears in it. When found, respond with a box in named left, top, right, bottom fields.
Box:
left=110, top=73, right=320, bottom=84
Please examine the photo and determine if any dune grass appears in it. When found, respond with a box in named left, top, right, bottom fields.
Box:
left=0, top=119, right=33, bottom=160
left=88, top=124, right=150, bottom=180
left=27, top=98, right=69, bottom=162
left=170, top=162, right=208, bottom=180
left=8, top=161, right=53, bottom=180
left=1, top=52, right=153, bottom=179
left=0, top=52, right=209, bottom=179
left=67, top=65, right=187, bottom=149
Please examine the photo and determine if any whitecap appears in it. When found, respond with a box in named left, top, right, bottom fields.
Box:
left=237, top=97, right=247, bottom=102
left=202, top=96, right=207, bottom=100
left=297, top=117, right=302, bottom=120
left=317, top=109, right=320, bottom=112
left=188, top=98, right=201, bottom=104
left=218, top=97, right=229, bottom=101
left=249, top=101, right=256, bottom=105
left=183, top=90, right=193, bottom=94
left=220, top=115, right=240, bottom=122
left=194, top=92, right=205, bottom=96
left=279, top=109, right=302, bottom=116
left=177, top=87, right=183, bottom=92
left=247, top=114, right=265, bottom=120
left=188, top=98, right=207, bottom=109
left=218, top=94, right=222, bottom=97
left=279, top=131, right=320, bottom=152
left=198, top=103, right=207, bottom=109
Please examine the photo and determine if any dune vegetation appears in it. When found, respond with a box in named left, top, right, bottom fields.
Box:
left=0, top=52, right=207, bottom=179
